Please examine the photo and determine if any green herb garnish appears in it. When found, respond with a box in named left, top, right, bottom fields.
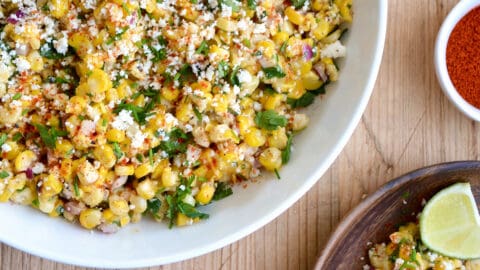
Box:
left=0, top=171, right=9, bottom=179
left=217, top=60, right=230, bottom=79
left=262, top=66, right=286, bottom=79
left=112, top=142, right=123, bottom=159
left=195, top=41, right=209, bottom=55
left=34, top=124, right=68, bottom=149
left=212, top=182, right=233, bottom=201
left=254, top=110, right=287, bottom=130
left=146, top=197, right=162, bottom=219
left=282, top=134, right=293, bottom=164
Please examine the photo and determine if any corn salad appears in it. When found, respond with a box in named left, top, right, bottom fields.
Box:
left=0, top=0, right=351, bottom=232
left=368, top=223, right=480, bottom=270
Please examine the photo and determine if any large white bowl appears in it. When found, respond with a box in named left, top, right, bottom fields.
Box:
left=0, top=1, right=387, bottom=268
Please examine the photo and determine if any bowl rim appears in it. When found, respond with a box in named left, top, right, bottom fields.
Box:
left=434, top=1, right=480, bottom=121
left=0, top=2, right=389, bottom=268
left=315, top=160, right=480, bottom=269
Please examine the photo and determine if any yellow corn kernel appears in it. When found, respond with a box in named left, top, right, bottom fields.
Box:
left=109, top=195, right=129, bottom=216
left=66, top=95, right=88, bottom=114
left=77, top=159, right=99, bottom=185
left=285, top=37, right=303, bottom=58
left=176, top=102, right=193, bottom=123
left=195, top=183, right=215, bottom=205
left=268, top=128, right=288, bottom=149
left=212, top=94, right=229, bottom=114
left=27, top=51, right=44, bottom=72
left=115, top=164, right=134, bottom=176
left=259, top=147, right=282, bottom=171
left=79, top=208, right=102, bottom=229
left=335, top=0, right=353, bottom=23
left=8, top=173, right=27, bottom=191
left=161, top=167, right=178, bottom=187
left=0, top=188, right=13, bottom=202
left=41, top=174, right=63, bottom=197
left=102, top=208, right=115, bottom=223
left=161, top=86, right=180, bottom=102
left=216, top=17, right=236, bottom=32
left=87, top=69, right=111, bottom=102
left=176, top=213, right=193, bottom=227
left=292, top=113, right=309, bottom=131
left=208, top=45, right=229, bottom=64
left=116, top=80, right=133, bottom=99
left=135, top=163, right=153, bottom=178
left=49, top=0, right=70, bottom=18
left=237, top=114, right=254, bottom=135
left=302, top=71, right=323, bottom=90
left=55, top=139, right=74, bottom=157
left=48, top=200, right=64, bottom=217
left=38, top=196, right=57, bottom=213
left=151, top=159, right=169, bottom=179
left=136, top=179, right=156, bottom=200
left=93, top=145, right=116, bottom=168
left=15, top=150, right=37, bottom=172
left=191, top=81, right=212, bottom=93
left=313, top=19, right=331, bottom=40
left=10, top=187, right=34, bottom=205
left=244, top=128, right=266, bottom=147
left=106, top=129, right=125, bottom=143
left=4, top=141, right=21, bottom=160
left=60, top=158, right=73, bottom=181
left=264, top=94, right=284, bottom=110
left=285, top=6, right=304, bottom=25
left=82, top=187, right=104, bottom=207
left=68, top=32, right=93, bottom=59
left=300, top=61, right=313, bottom=75
left=257, top=40, right=276, bottom=59
left=273, top=31, right=289, bottom=45
left=288, top=80, right=306, bottom=99
left=130, top=195, right=147, bottom=214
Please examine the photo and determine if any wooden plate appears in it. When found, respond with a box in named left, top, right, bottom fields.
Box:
left=315, top=161, right=480, bottom=269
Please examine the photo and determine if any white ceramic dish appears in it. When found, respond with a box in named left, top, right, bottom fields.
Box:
left=0, top=1, right=387, bottom=268
left=435, top=0, right=480, bottom=121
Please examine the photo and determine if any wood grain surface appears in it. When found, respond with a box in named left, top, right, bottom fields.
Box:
left=1, top=0, right=476, bottom=269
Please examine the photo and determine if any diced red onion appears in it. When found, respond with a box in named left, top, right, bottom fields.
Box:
left=303, top=44, right=313, bottom=60
left=64, top=201, right=84, bottom=215
left=6, top=10, right=25, bottom=24
left=313, top=62, right=328, bottom=82
left=111, top=176, right=128, bottom=190
left=98, top=223, right=120, bottom=234
left=25, top=168, right=33, bottom=179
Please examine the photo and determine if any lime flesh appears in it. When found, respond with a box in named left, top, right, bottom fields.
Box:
left=420, top=183, right=480, bottom=259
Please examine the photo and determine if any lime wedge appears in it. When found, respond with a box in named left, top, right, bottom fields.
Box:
left=420, top=183, right=480, bottom=259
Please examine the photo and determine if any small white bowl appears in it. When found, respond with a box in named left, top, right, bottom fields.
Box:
left=435, top=0, right=480, bottom=121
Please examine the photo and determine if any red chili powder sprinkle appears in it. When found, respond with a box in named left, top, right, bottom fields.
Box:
left=446, top=6, right=480, bottom=109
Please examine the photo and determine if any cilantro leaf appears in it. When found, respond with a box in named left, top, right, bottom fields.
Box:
left=286, top=83, right=327, bottom=108
left=34, top=124, right=68, bottom=148
left=229, top=66, right=240, bottom=86
left=40, top=41, right=74, bottom=59
left=219, top=0, right=240, bottom=12
left=106, top=26, right=129, bottom=45
left=282, top=134, right=293, bottom=164
left=157, top=128, right=190, bottom=157
left=0, top=171, right=9, bottom=179
left=291, top=0, right=307, bottom=8
left=247, top=0, right=256, bottom=9
left=112, top=142, right=123, bottom=159
left=0, top=133, right=7, bottom=147
left=212, top=182, right=233, bottom=201
left=218, top=61, right=230, bottom=79
left=195, top=40, right=209, bottom=55
left=146, top=197, right=162, bottom=218
left=262, top=66, right=286, bottom=79
left=193, top=106, right=202, bottom=122
left=177, top=201, right=209, bottom=219
left=254, top=110, right=287, bottom=130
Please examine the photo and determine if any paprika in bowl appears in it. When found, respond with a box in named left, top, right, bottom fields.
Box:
left=435, top=1, right=480, bottom=121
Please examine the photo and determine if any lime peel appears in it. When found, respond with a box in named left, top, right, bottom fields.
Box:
left=420, top=182, right=480, bottom=259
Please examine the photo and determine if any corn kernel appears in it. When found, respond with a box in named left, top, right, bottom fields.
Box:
left=27, top=51, right=44, bottom=72
left=268, top=128, right=288, bottom=149
left=258, top=147, right=282, bottom=171
left=195, top=183, right=215, bottom=205
left=93, top=145, right=116, bottom=168
left=82, top=187, right=104, bottom=207
left=38, top=196, right=57, bottom=213
left=285, top=6, right=304, bottom=25
left=273, top=32, right=289, bottom=45
left=106, top=129, right=125, bottom=143
left=49, top=0, right=70, bottom=19
left=135, top=163, right=153, bottom=179
left=244, top=128, right=266, bottom=147
left=15, top=150, right=37, bottom=172
left=176, top=213, right=193, bottom=226
left=313, top=19, right=331, bottom=40
left=79, top=208, right=102, bottom=229
left=302, top=71, right=323, bottom=90
left=109, top=195, right=129, bottom=216
left=161, top=167, right=178, bottom=187
left=115, top=164, right=134, bottom=176
left=41, top=174, right=63, bottom=197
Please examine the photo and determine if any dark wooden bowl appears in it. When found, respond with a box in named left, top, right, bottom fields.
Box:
left=315, top=161, right=480, bottom=270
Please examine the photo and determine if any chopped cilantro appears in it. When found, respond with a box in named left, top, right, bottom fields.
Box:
left=212, top=182, right=233, bottom=201
left=291, top=0, right=307, bottom=8
left=217, top=61, right=230, bottom=79
left=114, top=101, right=153, bottom=125
left=0, top=133, right=7, bottom=147
left=282, top=134, right=293, bottom=164
left=73, top=177, right=80, bottom=197
left=254, top=110, right=287, bottom=130
left=40, top=41, right=74, bottom=59
left=247, top=0, right=256, bottom=9
left=55, top=205, right=64, bottom=216
left=32, top=198, right=39, bottom=208
left=106, top=26, right=129, bottom=45
left=12, top=132, right=22, bottom=142
left=229, top=66, right=240, bottom=86
left=219, top=0, right=240, bottom=12
left=146, top=197, right=162, bottom=218
left=0, top=171, right=9, bottom=179
left=156, top=128, right=190, bottom=157
left=149, top=148, right=154, bottom=166
left=34, top=124, right=68, bottom=149
left=136, top=153, right=144, bottom=162
left=112, top=142, right=123, bottom=159
left=193, top=106, right=203, bottom=122
left=286, top=83, right=327, bottom=108
left=195, top=41, right=209, bottom=55
left=12, top=93, right=21, bottom=100
left=262, top=66, right=286, bottom=79
left=274, top=169, right=281, bottom=179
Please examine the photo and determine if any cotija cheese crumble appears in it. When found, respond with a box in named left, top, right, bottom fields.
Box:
left=0, top=0, right=351, bottom=231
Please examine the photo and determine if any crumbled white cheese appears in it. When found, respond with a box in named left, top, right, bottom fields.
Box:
left=112, top=110, right=134, bottom=130
left=32, top=162, right=46, bottom=174
left=14, top=58, right=31, bottom=72
left=1, top=143, right=11, bottom=153
left=321, top=40, right=346, bottom=58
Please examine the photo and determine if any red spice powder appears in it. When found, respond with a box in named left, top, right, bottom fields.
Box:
left=446, top=6, right=480, bottom=109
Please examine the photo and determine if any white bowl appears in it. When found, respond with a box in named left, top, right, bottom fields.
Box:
left=435, top=0, right=480, bottom=121
left=0, top=1, right=388, bottom=268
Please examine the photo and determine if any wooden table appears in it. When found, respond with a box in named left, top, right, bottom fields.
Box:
left=2, top=0, right=474, bottom=269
